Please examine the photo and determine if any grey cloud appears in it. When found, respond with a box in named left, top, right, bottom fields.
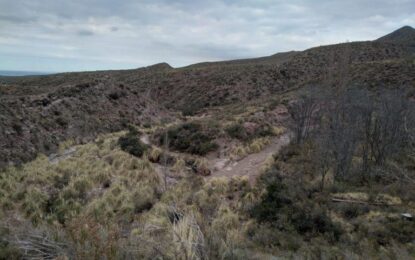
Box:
left=77, top=30, right=94, bottom=36
left=0, top=14, right=37, bottom=24
left=0, top=0, right=414, bottom=72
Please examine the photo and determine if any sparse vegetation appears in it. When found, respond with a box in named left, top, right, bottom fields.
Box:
left=226, top=122, right=274, bottom=142
left=1, top=26, right=415, bottom=259
left=118, top=127, right=148, bottom=157
left=226, top=123, right=247, bottom=140
left=155, top=122, right=219, bottom=155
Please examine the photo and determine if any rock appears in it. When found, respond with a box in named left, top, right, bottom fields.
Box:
left=214, top=159, right=229, bottom=171
left=243, top=122, right=259, bottom=135
left=401, top=213, right=413, bottom=220
left=197, top=166, right=211, bottom=176
left=190, top=161, right=211, bottom=176
left=273, top=105, right=289, bottom=116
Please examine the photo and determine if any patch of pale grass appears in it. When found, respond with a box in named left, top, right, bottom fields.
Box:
left=272, top=126, right=286, bottom=136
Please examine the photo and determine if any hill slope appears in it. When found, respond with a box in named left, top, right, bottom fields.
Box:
left=376, top=25, right=415, bottom=46
left=1, top=26, right=415, bottom=167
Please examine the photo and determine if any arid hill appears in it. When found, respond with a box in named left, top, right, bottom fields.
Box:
left=377, top=25, right=415, bottom=46
left=1, top=26, right=415, bottom=167
left=1, top=26, right=415, bottom=260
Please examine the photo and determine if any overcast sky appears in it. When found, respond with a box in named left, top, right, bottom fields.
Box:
left=0, top=0, right=414, bottom=72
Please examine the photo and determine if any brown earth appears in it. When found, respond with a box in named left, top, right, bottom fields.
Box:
left=209, top=133, right=291, bottom=183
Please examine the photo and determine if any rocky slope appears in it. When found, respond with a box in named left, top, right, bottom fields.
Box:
left=377, top=25, right=415, bottom=46
left=1, top=26, right=415, bottom=167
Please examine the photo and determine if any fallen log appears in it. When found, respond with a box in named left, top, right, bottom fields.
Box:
left=331, top=198, right=384, bottom=206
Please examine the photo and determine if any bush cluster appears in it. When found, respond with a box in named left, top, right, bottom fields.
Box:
left=251, top=169, right=342, bottom=241
left=181, top=102, right=204, bottom=116
left=225, top=122, right=274, bottom=142
left=157, top=122, right=218, bottom=155
left=225, top=123, right=247, bottom=140
left=118, top=127, right=147, bottom=157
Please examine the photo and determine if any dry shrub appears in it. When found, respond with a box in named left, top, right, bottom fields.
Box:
left=231, top=146, right=247, bottom=160
left=131, top=184, right=157, bottom=214
left=272, top=126, right=286, bottom=136
left=21, top=187, right=48, bottom=224
left=228, top=176, right=250, bottom=193
left=260, top=155, right=275, bottom=174
left=248, top=137, right=271, bottom=153
left=172, top=158, right=186, bottom=177
left=171, top=209, right=206, bottom=260
left=66, top=215, right=121, bottom=259
left=231, top=137, right=271, bottom=160
left=148, top=147, right=162, bottom=163
left=126, top=204, right=174, bottom=259
left=58, top=139, right=76, bottom=152
left=204, top=177, right=229, bottom=195
left=374, top=193, right=402, bottom=205
left=209, top=205, right=247, bottom=259
left=193, top=189, right=219, bottom=215
left=1, top=219, right=68, bottom=259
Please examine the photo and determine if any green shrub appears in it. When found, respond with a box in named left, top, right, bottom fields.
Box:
left=335, top=203, right=369, bottom=219
left=55, top=117, right=68, bottom=127
left=0, top=227, right=21, bottom=259
left=157, top=122, right=218, bottom=155
left=250, top=180, right=291, bottom=224
left=225, top=123, right=247, bottom=140
left=118, top=128, right=147, bottom=157
left=255, top=124, right=274, bottom=138
left=290, top=208, right=342, bottom=240
left=251, top=170, right=342, bottom=241
left=226, top=122, right=274, bottom=141
left=12, top=123, right=23, bottom=135
left=181, top=102, right=204, bottom=116
left=369, top=218, right=415, bottom=245
left=267, top=98, right=280, bottom=110
left=108, top=90, right=126, bottom=100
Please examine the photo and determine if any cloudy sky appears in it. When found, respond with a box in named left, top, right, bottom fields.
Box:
left=0, top=0, right=414, bottom=72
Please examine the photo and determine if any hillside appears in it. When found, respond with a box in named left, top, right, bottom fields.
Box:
left=1, top=27, right=415, bottom=168
left=1, top=26, right=415, bottom=259
left=377, top=25, right=415, bottom=46
left=0, top=28, right=414, bottom=166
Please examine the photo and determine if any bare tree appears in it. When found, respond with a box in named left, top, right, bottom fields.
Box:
left=359, top=90, right=410, bottom=178
left=313, top=134, right=332, bottom=191
left=358, top=91, right=376, bottom=181
left=163, top=131, right=169, bottom=191
left=288, top=90, right=321, bottom=144
left=404, top=100, right=415, bottom=156
left=372, top=91, right=408, bottom=165
left=322, top=89, right=361, bottom=179
left=318, top=88, right=413, bottom=183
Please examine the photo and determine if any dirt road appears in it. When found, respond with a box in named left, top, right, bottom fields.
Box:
left=209, top=133, right=291, bottom=183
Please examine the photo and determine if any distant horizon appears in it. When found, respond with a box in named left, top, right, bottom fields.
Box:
left=1, top=23, right=414, bottom=76
left=0, top=26, right=403, bottom=76
left=0, top=70, right=56, bottom=76
left=0, top=27, right=409, bottom=74
left=1, top=0, right=415, bottom=72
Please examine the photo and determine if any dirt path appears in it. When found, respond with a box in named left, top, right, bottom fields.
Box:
left=49, top=147, right=77, bottom=164
left=140, top=134, right=151, bottom=145
left=140, top=132, right=291, bottom=183
left=208, top=133, right=291, bottom=183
